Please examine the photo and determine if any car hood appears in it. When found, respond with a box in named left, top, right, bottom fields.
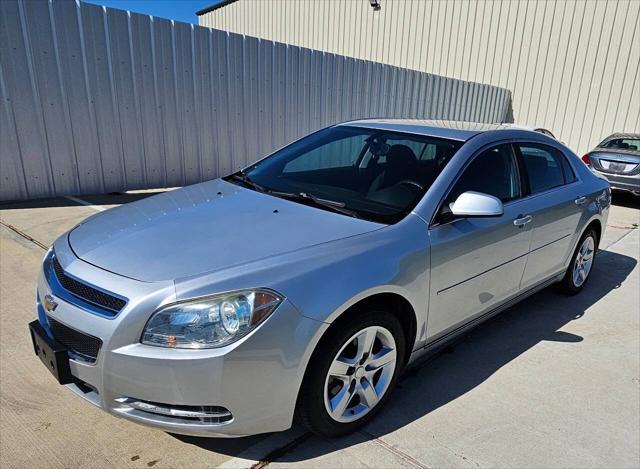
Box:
left=68, top=179, right=384, bottom=282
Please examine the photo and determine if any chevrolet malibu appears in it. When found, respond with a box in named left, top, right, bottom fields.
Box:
left=30, top=120, right=610, bottom=437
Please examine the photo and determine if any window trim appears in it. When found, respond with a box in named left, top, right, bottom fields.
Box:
left=512, top=139, right=583, bottom=185
left=431, top=142, right=523, bottom=227
left=430, top=138, right=584, bottom=228
left=513, top=142, right=575, bottom=196
left=558, top=148, right=577, bottom=184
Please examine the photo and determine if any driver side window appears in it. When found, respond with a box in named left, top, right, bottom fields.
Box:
left=449, top=144, right=520, bottom=203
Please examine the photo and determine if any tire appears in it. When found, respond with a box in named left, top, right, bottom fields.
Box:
left=297, top=310, right=406, bottom=437
left=558, top=228, right=598, bottom=295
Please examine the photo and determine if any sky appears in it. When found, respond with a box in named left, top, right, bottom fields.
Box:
left=81, top=0, right=219, bottom=25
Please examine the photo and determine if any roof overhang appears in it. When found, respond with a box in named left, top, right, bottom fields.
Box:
left=196, top=0, right=239, bottom=17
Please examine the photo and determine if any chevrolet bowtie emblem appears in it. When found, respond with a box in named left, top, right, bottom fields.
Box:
left=43, top=294, right=58, bottom=313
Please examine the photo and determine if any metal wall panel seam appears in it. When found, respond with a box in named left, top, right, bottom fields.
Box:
left=190, top=24, right=204, bottom=182
left=549, top=0, right=578, bottom=135
left=17, top=0, right=56, bottom=197
left=150, top=15, right=167, bottom=187
left=101, top=5, right=128, bottom=189
left=616, top=10, right=639, bottom=131
left=47, top=0, right=81, bottom=194
left=564, top=1, right=598, bottom=144
left=533, top=0, right=562, bottom=125
left=599, top=1, right=631, bottom=140
left=580, top=0, right=620, bottom=149
left=0, top=62, right=29, bottom=200
left=555, top=2, right=587, bottom=140
left=576, top=2, right=604, bottom=146
left=74, top=0, right=106, bottom=193
left=127, top=10, right=148, bottom=187
left=621, top=54, right=640, bottom=131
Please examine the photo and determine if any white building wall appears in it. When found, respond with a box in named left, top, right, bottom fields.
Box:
left=200, top=0, right=640, bottom=155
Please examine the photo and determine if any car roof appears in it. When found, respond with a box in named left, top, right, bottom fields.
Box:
left=339, top=119, right=537, bottom=142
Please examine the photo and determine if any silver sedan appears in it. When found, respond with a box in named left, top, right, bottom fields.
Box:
left=582, top=133, right=640, bottom=196
left=29, top=120, right=610, bottom=437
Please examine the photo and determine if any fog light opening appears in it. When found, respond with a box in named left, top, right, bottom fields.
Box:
left=115, top=397, right=233, bottom=425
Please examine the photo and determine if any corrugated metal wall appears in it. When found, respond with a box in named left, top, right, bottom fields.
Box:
left=201, top=0, right=640, bottom=156
left=0, top=0, right=511, bottom=201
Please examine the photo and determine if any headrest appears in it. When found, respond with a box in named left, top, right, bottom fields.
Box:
left=386, top=144, right=417, bottom=167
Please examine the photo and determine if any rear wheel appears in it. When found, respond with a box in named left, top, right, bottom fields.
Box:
left=298, top=310, right=405, bottom=437
left=559, top=228, right=597, bottom=294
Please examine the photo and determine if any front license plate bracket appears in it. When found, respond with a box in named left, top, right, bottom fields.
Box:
left=29, top=320, right=76, bottom=385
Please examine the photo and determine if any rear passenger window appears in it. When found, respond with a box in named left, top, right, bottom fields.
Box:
left=518, top=144, right=566, bottom=194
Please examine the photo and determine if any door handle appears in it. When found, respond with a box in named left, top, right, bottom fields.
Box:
left=575, top=196, right=587, bottom=205
left=513, top=215, right=533, bottom=227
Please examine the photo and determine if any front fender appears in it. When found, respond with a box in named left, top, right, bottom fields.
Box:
left=174, top=214, right=431, bottom=348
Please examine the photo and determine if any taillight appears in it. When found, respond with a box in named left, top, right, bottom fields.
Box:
left=581, top=154, right=591, bottom=165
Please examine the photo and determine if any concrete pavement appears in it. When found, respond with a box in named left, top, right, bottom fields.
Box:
left=1, top=191, right=638, bottom=468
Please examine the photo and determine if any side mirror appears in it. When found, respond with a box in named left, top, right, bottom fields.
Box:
left=449, top=191, right=504, bottom=217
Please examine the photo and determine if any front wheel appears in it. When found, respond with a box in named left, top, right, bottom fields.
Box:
left=559, top=228, right=597, bottom=295
left=297, top=311, right=405, bottom=437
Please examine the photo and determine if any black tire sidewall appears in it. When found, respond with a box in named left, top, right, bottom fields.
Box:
left=298, top=310, right=406, bottom=437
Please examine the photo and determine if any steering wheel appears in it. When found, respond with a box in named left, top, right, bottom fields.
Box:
left=397, top=180, right=424, bottom=190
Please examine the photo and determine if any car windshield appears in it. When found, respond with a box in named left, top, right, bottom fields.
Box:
left=601, top=137, right=640, bottom=152
left=227, top=126, right=462, bottom=224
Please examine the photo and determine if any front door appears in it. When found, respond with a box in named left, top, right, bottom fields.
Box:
left=427, top=144, right=535, bottom=339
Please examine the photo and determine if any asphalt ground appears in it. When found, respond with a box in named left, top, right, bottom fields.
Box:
left=1, top=191, right=638, bottom=468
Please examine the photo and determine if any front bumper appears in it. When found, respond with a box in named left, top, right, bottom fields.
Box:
left=35, top=240, right=328, bottom=437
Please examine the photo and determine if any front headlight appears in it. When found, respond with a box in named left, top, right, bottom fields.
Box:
left=141, top=289, right=283, bottom=349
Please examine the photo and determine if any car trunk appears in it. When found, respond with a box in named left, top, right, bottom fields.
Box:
left=589, top=150, right=640, bottom=176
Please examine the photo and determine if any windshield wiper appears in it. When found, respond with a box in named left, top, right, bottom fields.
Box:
left=228, top=174, right=361, bottom=219
left=269, top=190, right=360, bottom=219
left=228, top=171, right=268, bottom=193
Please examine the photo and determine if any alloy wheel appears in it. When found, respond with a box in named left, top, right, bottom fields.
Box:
left=323, top=325, right=397, bottom=423
left=572, top=236, right=595, bottom=287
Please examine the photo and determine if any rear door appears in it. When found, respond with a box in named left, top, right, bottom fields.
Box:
left=515, top=143, right=584, bottom=288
